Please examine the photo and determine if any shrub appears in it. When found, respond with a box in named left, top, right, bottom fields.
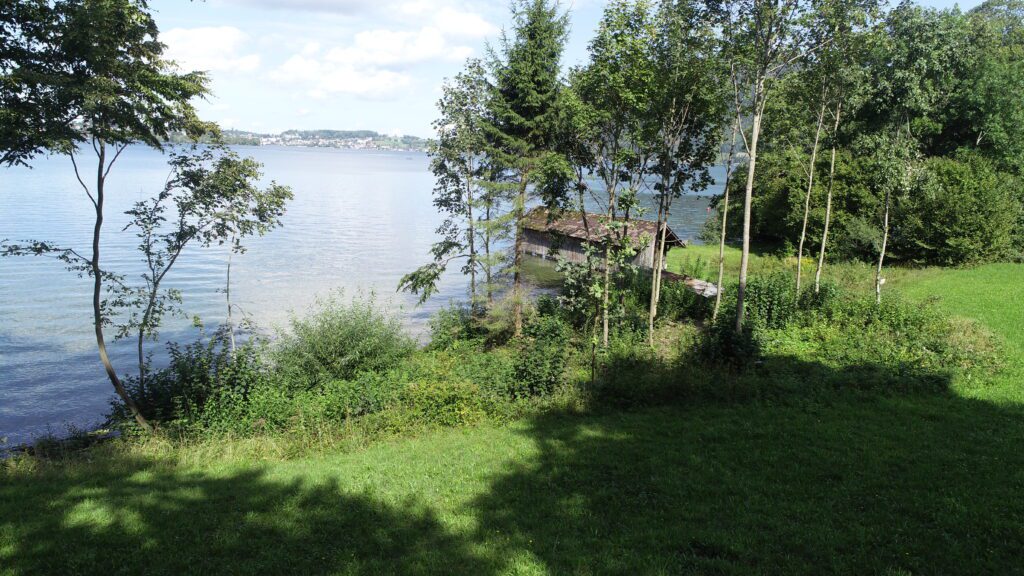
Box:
left=745, top=272, right=798, bottom=330
left=428, top=303, right=483, bottom=350
left=510, top=315, right=572, bottom=398
left=395, top=380, right=487, bottom=428
left=698, top=317, right=761, bottom=367
left=797, top=280, right=841, bottom=314
left=658, top=278, right=713, bottom=322
left=274, top=292, right=416, bottom=389
left=893, top=151, right=1021, bottom=265
left=113, top=329, right=272, bottom=427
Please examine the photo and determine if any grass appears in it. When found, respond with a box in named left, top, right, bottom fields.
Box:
left=3, top=259, right=1023, bottom=575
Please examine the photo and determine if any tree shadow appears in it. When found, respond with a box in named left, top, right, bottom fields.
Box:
left=470, top=356, right=1024, bottom=574
left=4, top=357, right=1024, bottom=575
left=1, top=456, right=497, bottom=575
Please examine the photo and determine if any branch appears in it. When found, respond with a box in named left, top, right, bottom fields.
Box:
left=69, top=153, right=97, bottom=208
left=103, top=143, right=129, bottom=181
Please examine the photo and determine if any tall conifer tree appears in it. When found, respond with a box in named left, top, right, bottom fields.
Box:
left=489, top=0, right=569, bottom=335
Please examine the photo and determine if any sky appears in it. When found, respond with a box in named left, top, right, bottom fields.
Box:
left=149, top=0, right=984, bottom=138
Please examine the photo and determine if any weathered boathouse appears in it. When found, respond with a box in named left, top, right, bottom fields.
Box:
left=521, top=208, right=686, bottom=269
left=521, top=208, right=719, bottom=297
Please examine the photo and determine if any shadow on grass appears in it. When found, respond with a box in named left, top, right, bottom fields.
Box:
left=1, top=458, right=496, bottom=575
left=472, top=356, right=1024, bottom=574
left=4, top=357, right=1024, bottom=575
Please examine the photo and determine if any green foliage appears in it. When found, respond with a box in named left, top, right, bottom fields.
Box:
left=555, top=258, right=602, bottom=328
left=745, top=272, right=799, bottom=330
left=894, top=151, right=1021, bottom=265
left=274, top=293, right=417, bottom=389
left=713, top=2, right=1024, bottom=267
left=395, top=381, right=488, bottom=428
left=401, top=59, right=493, bottom=304
left=0, top=1, right=75, bottom=165
left=114, top=330, right=272, bottom=427
left=428, top=303, right=484, bottom=350
left=698, top=313, right=762, bottom=368
left=511, top=315, right=572, bottom=398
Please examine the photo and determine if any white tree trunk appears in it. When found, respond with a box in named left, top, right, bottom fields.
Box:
left=796, top=100, right=827, bottom=294
left=736, top=88, right=764, bottom=333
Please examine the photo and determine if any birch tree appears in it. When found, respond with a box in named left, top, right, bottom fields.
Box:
left=811, top=0, right=878, bottom=293
left=724, top=0, right=806, bottom=332
left=116, top=146, right=291, bottom=398
left=0, top=0, right=209, bottom=431
left=647, top=0, right=728, bottom=342
left=572, top=0, right=659, bottom=347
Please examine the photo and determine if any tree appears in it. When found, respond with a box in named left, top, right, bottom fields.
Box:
left=116, top=145, right=291, bottom=396
left=1, top=0, right=209, bottom=431
left=489, top=0, right=569, bottom=335
left=0, top=1, right=76, bottom=166
left=572, top=0, right=659, bottom=348
left=891, top=151, right=1020, bottom=265
left=960, top=0, right=1024, bottom=174
left=800, top=0, right=876, bottom=292
left=647, top=0, right=727, bottom=342
left=712, top=119, right=740, bottom=321
left=724, top=0, right=806, bottom=332
left=401, top=59, right=495, bottom=308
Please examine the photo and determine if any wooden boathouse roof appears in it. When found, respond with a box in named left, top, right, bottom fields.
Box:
left=523, top=208, right=687, bottom=248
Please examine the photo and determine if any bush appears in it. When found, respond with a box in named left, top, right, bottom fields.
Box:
left=274, top=293, right=416, bottom=389
left=797, top=280, right=841, bottom=314
left=894, top=151, right=1021, bottom=265
left=114, top=329, right=272, bottom=427
left=395, top=380, right=487, bottom=428
left=658, top=278, right=713, bottom=322
left=698, top=316, right=762, bottom=368
left=510, top=315, right=572, bottom=398
left=428, top=303, right=483, bottom=350
left=745, top=272, right=798, bottom=330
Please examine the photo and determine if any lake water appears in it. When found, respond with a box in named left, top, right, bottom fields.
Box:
left=0, top=145, right=717, bottom=445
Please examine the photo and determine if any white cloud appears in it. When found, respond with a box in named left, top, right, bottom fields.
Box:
left=269, top=18, right=487, bottom=99
left=224, top=0, right=382, bottom=13
left=270, top=53, right=412, bottom=99
left=431, top=7, right=499, bottom=38
left=163, top=27, right=261, bottom=73
left=324, top=27, right=467, bottom=67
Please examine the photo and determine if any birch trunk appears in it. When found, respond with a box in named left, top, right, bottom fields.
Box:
left=875, top=187, right=891, bottom=305
left=226, top=235, right=236, bottom=353
left=512, top=174, right=528, bottom=336
left=647, top=191, right=668, bottom=345
left=796, top=100, right=827, bottom=294
left=736, top=87, right=765, bottom=333
left=484, top=200, right=494, bottom=307
left=814, top=100, right=842, bottom=294
left=713, top=119, right=740, bottom=322
left=465, top=166, right=477, bottom=306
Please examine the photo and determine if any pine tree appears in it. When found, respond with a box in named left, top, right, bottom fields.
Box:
left=489, top=0, right=570, bottom=335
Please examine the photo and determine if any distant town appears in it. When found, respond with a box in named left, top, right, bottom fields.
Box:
left=216, top=129, right=430, bottom=151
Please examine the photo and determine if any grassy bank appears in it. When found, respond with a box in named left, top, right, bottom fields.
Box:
left=3, top=261, right=1022, bottom=575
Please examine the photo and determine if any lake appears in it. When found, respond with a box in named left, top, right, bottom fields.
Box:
left=0, top=145, right=717, bottom=445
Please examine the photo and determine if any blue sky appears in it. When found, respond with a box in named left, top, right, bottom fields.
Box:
left=150, top=0, right=982, bottom=137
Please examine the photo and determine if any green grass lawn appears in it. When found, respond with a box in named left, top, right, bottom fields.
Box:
left=3, top=261, right=1023, bottom=575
